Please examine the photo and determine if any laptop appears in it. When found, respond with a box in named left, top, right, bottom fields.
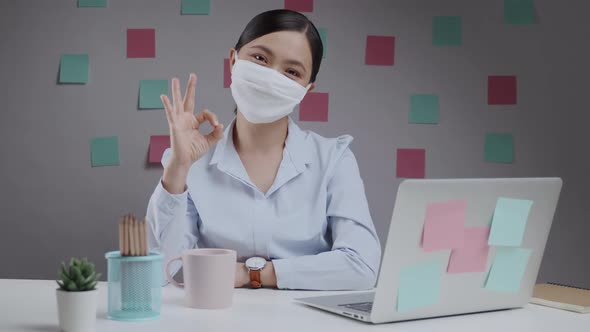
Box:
left=295, top=178, right=563, bottom=324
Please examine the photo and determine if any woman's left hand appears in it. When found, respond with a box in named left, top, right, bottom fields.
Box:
left=234, top=263, right=249, bottom=288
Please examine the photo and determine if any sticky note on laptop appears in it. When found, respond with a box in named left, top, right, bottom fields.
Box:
left=448, top=226, right=490, bottom=273
left=397, top=259, right=443, bottom=312
left=488, top=197, right=533, bottom=246
left=485, top=247, right=531, bottom=292
left=422, top=200, right=466, bottom=252
left=59, top=54, right=89, bottom=84
left=139, top=79, right=168, bottom=109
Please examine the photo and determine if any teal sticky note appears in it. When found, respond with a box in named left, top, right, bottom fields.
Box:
left=488, top=197, right=533, bottom=246
left=78, top=0, right=107, bottom=7
left=59, top=54, right=89, bottom=84
left=181, top=0, right=210, bottom=15
left=90, top=136, right=119, bottom=167
left=432, top=16, right=462, bottom=46
left=504, top=0, right=535, bottom=25
left=409, top=94, right=439, bottom=124
left=485, top=247, right=531, bottom=292
left=397, top=259, right=443, bottom=312
left=484, top=133, right=513, bottom=163
left=318, top=28, right=327, bottom=59
left=139, top=80, right=168, bottom=109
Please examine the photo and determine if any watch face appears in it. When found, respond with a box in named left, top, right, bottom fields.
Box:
left=246, top=257, right=266, bottom=270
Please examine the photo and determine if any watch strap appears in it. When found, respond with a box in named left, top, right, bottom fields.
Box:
left=249, top=269, right=262, bottom=289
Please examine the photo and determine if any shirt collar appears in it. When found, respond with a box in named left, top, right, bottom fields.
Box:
left=209, top=115, right=313, bottom=172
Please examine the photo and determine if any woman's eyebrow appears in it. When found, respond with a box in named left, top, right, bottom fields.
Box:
left=249, top=44, right=307, bottom=74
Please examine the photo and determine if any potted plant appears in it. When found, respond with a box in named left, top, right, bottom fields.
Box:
left=56, top=257, right=101, bottom=332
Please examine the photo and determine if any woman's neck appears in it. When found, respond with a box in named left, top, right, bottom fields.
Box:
left=233, top=111, right=288, bottom=154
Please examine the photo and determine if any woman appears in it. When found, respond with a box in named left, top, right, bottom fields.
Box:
left=147, top=9, right=381, bottom=291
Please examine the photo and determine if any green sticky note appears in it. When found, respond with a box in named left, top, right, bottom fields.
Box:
left=318, top=28, right=327, bottom=59
left=488, top=197, right=533, bottom=246
left=485, top=247, right=531, bottom=292
left=139, top=79, right=168, bottom=109
left=59, top=54, right=89, bottom=84
left=90, top=136, right=119, bottom=167
left=504, top=0, right=535, bottom=25
left=78, top=0, right=107, bottom=7
left=484, top=133, right=513, bottom=163
left=397, top=259, right=443, bottom=312
left=181, top=0, right=210, bottom=15
left=433, top=16, right=462, bottom=46
left=409, top=94, right=439, bottom=124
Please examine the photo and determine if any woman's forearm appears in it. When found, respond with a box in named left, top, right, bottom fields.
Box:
left=162, top=160, right=190, bottom=194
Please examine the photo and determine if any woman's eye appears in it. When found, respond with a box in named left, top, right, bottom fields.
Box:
left=287, top=69, right=300, bottom=77
left=253, top=55, right=267, bottom=63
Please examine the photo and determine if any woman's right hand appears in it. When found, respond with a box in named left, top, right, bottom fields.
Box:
left=160, top=74, right=224, bottom=169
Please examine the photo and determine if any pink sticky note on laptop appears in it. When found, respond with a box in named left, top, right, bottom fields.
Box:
left=421, top=200, right=466, bottom=252
left=396, top=148, right=425, bottom=178
left=149, top=135, right=170, bottom=164
left=284, top=0, right=313, bottom=12
left=127, top=28, right=156, bottom=58
left=299, top=92, right=329, bottom=122
left=447, top=226, right=490, bottom=273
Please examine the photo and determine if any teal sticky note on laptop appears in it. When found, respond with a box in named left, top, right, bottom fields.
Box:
left=90, top=136, right=120, bottom=167
left=181, top=0, right=210, bottom=15
left=485, top=247, right=531, bottom=292
left=488, top=197, right=533, bottom=246
left=409, top=94, right=439, bottom=124
left=59, top=54, right=89, bottom=84
left=504, top=0, right=535, bottom=25
left=397, top=258, right=443, bottom=312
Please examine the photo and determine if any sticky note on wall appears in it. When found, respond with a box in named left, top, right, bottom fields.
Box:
left=365, top=35, right=395, bottom=66
left=485, top=247, right=532, bottom=292
left=90, top=136, right=120, bottom=167
left=409, top=94, right=439, bottom=124
left=224, top=58, right=232, bottom=88
left=149, top=136, right=171, bottom=164
left=139, top=79, right=168, bottom=109
left=422, top=200, right=466, bottom=252
left=504, top=0, right=535, bottom=24
left=484, top=133, right=514, bottom=163
left=488, top=75, right=517, bottom=105
left=284, top=0, right=314, bottom=12
left=299, top=92, right=329, bottom=122
left=181, top=0, right=210, bottom=15
left=318, top=28, right=327, bottom=58
left=488, top=197, right=533, bottom=246
left=447, top=226, right=491, bottom=273
left=397, top=259, right=443, bottom=312
left=78, top=0, right=107, bottom=7
left=127, top=29, right=156, bottom=58
left=59, top=54, right=89, bottom=84
left=432, top=16, right=462, bottom=46
left=396, top=148, right=425, bottom=178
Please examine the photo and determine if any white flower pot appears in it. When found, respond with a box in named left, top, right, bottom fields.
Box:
left=56, top=288, right=98, bottom=332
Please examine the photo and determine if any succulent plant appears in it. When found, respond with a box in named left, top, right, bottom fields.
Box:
left=56, top=257, right=101, bottom=292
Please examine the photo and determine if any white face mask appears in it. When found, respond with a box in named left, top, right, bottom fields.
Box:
left=230, top=50, right=312, bottom=124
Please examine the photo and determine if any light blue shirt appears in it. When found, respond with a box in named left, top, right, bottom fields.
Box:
left=146, top=116, right=382, bottom=290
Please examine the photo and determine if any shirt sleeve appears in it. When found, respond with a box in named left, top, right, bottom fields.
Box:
left=146, top=177, right=200, bottom=287
left=272, top=147, right=382, bottom=290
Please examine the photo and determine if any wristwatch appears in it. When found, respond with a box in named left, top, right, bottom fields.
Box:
left=245, top=257, right=267, bottom=289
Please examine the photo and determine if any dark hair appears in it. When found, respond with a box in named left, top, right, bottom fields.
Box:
left=232, top=9, right=324, bottom=114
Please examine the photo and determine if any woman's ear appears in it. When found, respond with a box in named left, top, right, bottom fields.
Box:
left=229, top=48, right=237, bottom=70
left=307, top=82, right=316, bottom=93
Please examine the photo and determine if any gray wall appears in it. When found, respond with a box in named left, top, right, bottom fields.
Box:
left=1, top=0, right=589, bottom=287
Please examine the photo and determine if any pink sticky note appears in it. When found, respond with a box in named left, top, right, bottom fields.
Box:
left=488, top=75, right=517, bottom=105
left=396, top=148, right=425, bottom=178
left=365, top=35, right=395, bottom=66
left=223, top=58, right=232, bottom=88
left=149, top=135, right=170, bottom=164
left=447, top=226, right=490, bottom=273
left=421, top=200, right=466, bottom=252
left=284, top=0, right=313, bottom=12
left=299, top=92, right=329, bottom=122
left=127, top=29, right=156, bottom=58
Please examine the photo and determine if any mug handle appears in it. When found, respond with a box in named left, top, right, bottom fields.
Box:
left=165, top=256, right=184, bottom=288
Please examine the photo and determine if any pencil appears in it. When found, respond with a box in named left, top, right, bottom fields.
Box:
left=119, top=216, right=124, bottom=255
left=139, top=219, right=146, bottom=256
left=123, top=214, right=128, bottom=256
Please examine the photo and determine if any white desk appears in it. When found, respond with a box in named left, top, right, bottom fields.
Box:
left=1, top=279, right=588, bottom=331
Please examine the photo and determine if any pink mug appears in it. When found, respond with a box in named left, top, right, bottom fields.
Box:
left=166, top=248, right=237, bottom=309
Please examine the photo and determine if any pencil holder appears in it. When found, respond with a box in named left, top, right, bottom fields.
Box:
left=104, top=250, right=163, bottom=321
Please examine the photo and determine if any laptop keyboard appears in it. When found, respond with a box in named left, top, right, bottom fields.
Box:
left=338, top=301, right=373, bottom=313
